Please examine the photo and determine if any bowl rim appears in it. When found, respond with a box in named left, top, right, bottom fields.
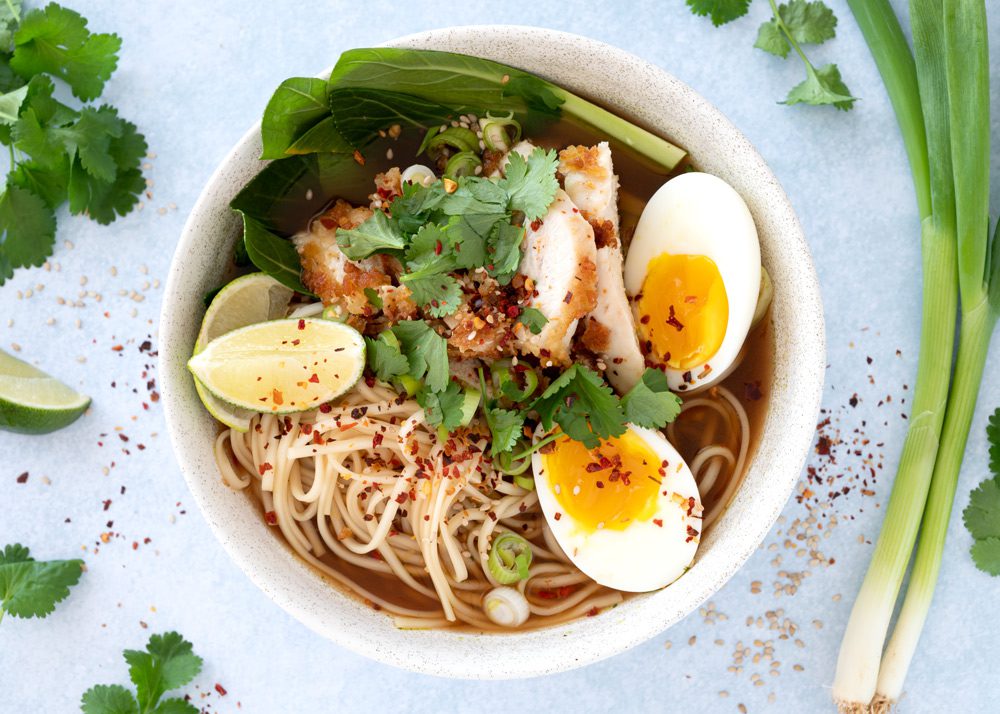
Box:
left=159, top=24, right=826, bottom=679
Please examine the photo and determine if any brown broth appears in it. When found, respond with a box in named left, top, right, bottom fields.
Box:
left=238, top=114, right=774, bottom=624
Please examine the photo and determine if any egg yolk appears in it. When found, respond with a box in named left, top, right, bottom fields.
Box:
left=635, top=253, right=728, bottom=371
left=542, top=430, right=663, bottom=532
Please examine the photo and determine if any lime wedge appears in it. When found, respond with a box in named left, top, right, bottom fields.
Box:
left=193, top=273, right=294, bottom=431
left=0, top=349, right=91, bottom=434
left=188, top=318, right=365, bottom=413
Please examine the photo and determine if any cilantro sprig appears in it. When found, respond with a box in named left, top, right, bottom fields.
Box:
left=80, top=631, right=204, bottom=714
left=338, top=147, right=558, bottom=316
left=687, top=0, right=856, bottom=110
left=0, top=542, right=83, bottom=623
left=963, top=408, right=1000, bottom=575
left=0, top=2, right=146, bottom=285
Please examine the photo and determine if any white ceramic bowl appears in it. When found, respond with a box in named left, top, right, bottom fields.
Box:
left=160, top=26, right=825, bottom=679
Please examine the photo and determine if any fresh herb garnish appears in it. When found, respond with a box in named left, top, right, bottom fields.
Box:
left=516, top=307, right=548, bottom=336
left=687, top=0, right=856, bottom=109
left=964, top=409, right=1000, bottom=576
left=0, top=2, right=147, bottom=285
left=339, top=146, right=558, bottom=315
left=383, top=320, right=450, bottom=393
left=531, top=365, right=627, bottom=450
left=417, top=379, right=466, bottom=429
left=0, top=543, right=83, bottom=624
left=621, top=368, right=683, bottom=429
left=80, top=631, right=204, bottom=714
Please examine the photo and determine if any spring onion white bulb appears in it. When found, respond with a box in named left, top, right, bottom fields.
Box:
left=482, top=587, right=530, bottom=628
left=401, top=164, right=436, bottom=186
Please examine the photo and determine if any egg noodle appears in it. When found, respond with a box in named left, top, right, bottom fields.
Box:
left=213, top=346, right=751, bottom=629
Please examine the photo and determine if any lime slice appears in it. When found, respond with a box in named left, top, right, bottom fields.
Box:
left=193, top=273, right=295, bottom=431
left=0, top=349, right=91, bottom=434
left=188, top=318, right=365, bottom=413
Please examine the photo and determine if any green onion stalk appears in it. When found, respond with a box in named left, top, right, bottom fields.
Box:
left=875, top=0, right=997, bottom=707
left=833, top=0, right=957, bottom=708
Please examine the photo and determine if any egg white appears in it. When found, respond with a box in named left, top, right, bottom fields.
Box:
left=623, top=172, right=761, bottom=392
left=531, top=425, right=702, bottom=592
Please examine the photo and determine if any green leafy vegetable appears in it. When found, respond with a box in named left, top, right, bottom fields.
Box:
left=10, top=3, right=121, bottom=101
left=259, top=77, right=331, bottom=159
left=496, top=148, right=559, bottom=220
left=364, top=331, right=409, bottom=382
left=389, top=320, right=450, bottom=393
left=964, top=409, right=1000, bottom=575
left=80, top=632, right=203, bottom=714
left=336, top=210, right=406, bottom=260
left=516, top=307, right=547, bottom=335
left=238, top=213, right=311, bottom=294
left=686, top=0, right=751, bottom=26
left=531, top=365, right=627, bottom=449
left=689, top=0, right=856, bottom=110
left=417, top=379, right=465, bottom=428
left=0, top=543, right=83, bottom=623
left=484, top=405, right=525, bottom=456
left=621, top=368, right=683, bottom=429
left=0, top=2, right=146, bottom=285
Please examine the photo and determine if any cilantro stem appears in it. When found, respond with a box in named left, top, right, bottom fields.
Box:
left=768, top=0, right=814, bottom=71
left=510, top=433, right=559, bottom=462
left=3, top=0, right=17, bottom=23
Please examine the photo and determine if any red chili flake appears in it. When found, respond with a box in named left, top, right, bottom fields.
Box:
left=351, top=406, right=369, bottom=419
left=585, top=463, right=603, bottom=473
left=653, top=518, right=664, bottom=528
left=434, top=240, right=443, bottom=255
left=372, top=433, right=384, bottom=447
left=586, top=607, right=601, bottom=617
left=849, top=393, right=859, bottom=408
left=264, top=511, right=278, bottom=525
left=530, top=219, right=543, bottom=231
left=352, top=149, right=365, bottom=166
left=640, top=314, right=651, bottom=324
left=215, top=684, right=228, bottom=697
left=308, top=373, right=320, bottom=384
left=319, top=403, right=332, bottom=413
left=554, top=512, right=562, bottom=520
left=563, top=291, right=573, bottom=304
left=111, top=344, right=124, bottom=352
left=258, top=463, right=273, bottom=475
left=15, top=472, right=28, bottom=484
left=319, top=217, right=337, bottom=230
left=666, top=305, right=684, bottom=331
left=816, top=436, right=832, bottom=455
left=595, top=481, right=604, bottom=489
left=272, top=389, right=284, bottom=406
left=297, top=319, right=306, bottom=330
left=150, top=391, right=161, bottom=403
left=745, top=381, right=763, bottom=401
left=339, top=422, right=358, bottom=432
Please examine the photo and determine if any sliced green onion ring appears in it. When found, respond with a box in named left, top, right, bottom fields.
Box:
left=480, top=112, right=522, bottom=152
left=490, top=360, right=538, bottom=402
left=444, top=151, right=482, bottom=178
left=513, top=473, right=535, bottom=491
left=426, top=126, right=479, bottom=156
left=495, top=446, right=533, bottom=477
left=488, top=532, right=533, bottom=584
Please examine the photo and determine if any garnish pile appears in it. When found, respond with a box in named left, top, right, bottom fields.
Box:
left=0, top=1, right=146, bottom=284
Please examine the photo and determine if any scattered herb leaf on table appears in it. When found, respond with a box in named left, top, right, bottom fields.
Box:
left=0, top=543, right=83, bottom=624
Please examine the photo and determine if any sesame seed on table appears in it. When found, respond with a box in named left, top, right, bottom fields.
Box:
left=2, top=1, right=1000, bottom=713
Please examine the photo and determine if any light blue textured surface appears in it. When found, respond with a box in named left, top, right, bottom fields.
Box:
left=1, top=1, right=999, bottom=712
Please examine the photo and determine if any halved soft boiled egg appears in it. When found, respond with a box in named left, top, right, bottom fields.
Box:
left=531, top=425, right=702, bottom=592
left=623, top=172, right=760, bottom=392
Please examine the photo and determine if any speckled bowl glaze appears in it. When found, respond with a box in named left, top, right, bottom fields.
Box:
left=160, top=26, right=825, bottom=679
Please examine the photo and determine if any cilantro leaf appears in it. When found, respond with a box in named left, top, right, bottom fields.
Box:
left=0, top=0, right=22, bottom=49
left=365, top=332, right=410, bottom=382
left=363, top=286, right=382, bottom=308
left=517, top=307, right=547, bottom=335
left=964, top=478, right=1000, bottom=541
left=336, top=210, right=406, bottom=260
left=485, top=405, right=525, bottom=456
left=0, top=542, right=83, bottom=620
left=81, top=632, right=202, bottom=714
left=486, top=221, right=525, bottom=283
left=783, top=63, right=856, bottom=110
left=11, top=3, right=121, bottom=101
left=11, top=158, right=69, bottom=207
left=390, top=320, right=450, bottom=393
left=686, top=0, right=751, bottom=26
left=498, top=147, right=559, bottom=220
left=532, top=365, right=626, bottom=449
left=971, top=538, right=1000, bottom=577
left=403, top=273, right=463, bottom=317
left=621, top=368, right=682, bottom=429
left=0, top=183, right=56, bottom=274
left=418, top=380, right=466, bottom=428
left=444, top=213, right=503, bottom=269
left=80, top=684, right=139, bottom=714
left=403, top=223, right=456, bottom=277
left=0, top=84, right=28, bottom=124
left=755, top=0, right=837, bottom=57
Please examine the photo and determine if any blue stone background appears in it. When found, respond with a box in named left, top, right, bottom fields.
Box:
left=1, top=1, right=999, bottom=711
